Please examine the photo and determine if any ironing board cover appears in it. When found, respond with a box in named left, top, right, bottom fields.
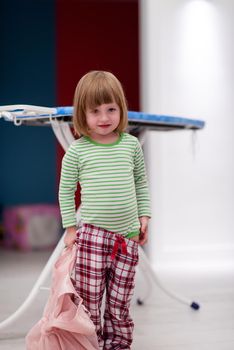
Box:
left=25, top=244, right=99, bottom=350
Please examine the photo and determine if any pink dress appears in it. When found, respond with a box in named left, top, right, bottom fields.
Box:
left=25, top=244, right=99, bottom=350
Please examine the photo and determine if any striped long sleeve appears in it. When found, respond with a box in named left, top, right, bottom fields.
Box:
left=133, top=140, right=151, bottom=218
left=59, top=143, right=79, bottom=228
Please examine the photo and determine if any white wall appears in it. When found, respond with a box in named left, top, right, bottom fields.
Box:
left=140, top=0, right=234, bottom=272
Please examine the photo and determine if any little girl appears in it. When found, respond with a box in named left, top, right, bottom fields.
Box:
left=59, top=71, right=151, bottom=349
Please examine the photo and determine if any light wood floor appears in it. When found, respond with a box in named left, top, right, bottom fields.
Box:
left=0, top=249, right=234, bottom=350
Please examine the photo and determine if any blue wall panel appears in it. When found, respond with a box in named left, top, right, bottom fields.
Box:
left=0, top=122, right=56, bottom=205
left=0, top=0, right=56, bottom=206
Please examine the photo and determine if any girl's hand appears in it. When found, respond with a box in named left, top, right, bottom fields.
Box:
left=64, top=226, right=77, bottom=247
left=139, top=216, right=150, bottom=246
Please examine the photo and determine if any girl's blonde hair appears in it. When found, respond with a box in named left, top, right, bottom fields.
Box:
left=73, top=71, right=128, bottom=136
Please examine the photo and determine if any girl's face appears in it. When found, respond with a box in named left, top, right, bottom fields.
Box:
left=86, top=102, right=121, bottom=141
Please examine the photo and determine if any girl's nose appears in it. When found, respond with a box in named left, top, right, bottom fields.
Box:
left=100, top=112, right=109, bottom=121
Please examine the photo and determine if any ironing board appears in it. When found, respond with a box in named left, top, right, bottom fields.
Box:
left=0, top=105, right=204, bottom=129
left=0, top=105, right=204, bottom=332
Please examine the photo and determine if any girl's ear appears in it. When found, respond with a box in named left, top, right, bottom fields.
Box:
left=73, top=129, right=81, bottom=138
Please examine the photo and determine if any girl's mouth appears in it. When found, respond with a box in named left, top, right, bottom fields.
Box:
left=98, top=125, right=111, bottom=128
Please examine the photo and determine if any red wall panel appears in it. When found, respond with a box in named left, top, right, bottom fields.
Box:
left=56, top=0, right=139, bottom=209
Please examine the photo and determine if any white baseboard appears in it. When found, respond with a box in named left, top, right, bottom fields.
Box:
left=149, top=244, right=234, bottom=274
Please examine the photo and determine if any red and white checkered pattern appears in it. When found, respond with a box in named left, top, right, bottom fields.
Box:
left=74, top=223, right=139, bottom=350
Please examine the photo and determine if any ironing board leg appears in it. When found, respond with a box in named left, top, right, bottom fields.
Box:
left=0, top=123, right=200, bottom=333
left=0, top=234, right=65, bottom=331
left=137, top=247, right=200, bottom=310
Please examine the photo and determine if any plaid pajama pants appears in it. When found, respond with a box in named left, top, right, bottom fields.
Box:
left=74, top=223, right=139, bottom=350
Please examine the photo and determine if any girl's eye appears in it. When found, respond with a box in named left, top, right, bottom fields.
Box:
left=109, top=108, right=116, bottom=112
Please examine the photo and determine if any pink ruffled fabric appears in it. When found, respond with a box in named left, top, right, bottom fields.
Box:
left=26, top=244, right=99, bottom=350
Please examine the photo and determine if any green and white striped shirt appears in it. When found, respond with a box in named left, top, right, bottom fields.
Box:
left=59, top=132, right=151, bottom=237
